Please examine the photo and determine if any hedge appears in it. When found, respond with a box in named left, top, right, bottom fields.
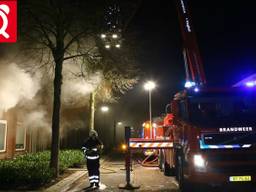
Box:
left=0, top=150, right=84, bottom=189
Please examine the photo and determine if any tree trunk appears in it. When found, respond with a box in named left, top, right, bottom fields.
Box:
left=50, top=54, right=63, bottom=178
left=89, top=91, right=96, bottom=131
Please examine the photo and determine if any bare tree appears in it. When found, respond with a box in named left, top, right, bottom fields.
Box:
left=20, top=0, right=140, bottom=177
left=20, top=0, right=104, bottom=177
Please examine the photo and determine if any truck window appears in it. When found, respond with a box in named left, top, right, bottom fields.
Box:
left=189, top=94, right=256, bottom=127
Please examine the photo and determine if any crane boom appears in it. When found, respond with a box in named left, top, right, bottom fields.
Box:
left=175, top=0, right=206, bottom=87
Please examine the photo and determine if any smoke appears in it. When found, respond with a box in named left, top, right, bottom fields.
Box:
left=0, top=63, right=40, bottom=111
left=22, top=110, right=50, bottom=132
left=62, top=62, right=102, bottom=106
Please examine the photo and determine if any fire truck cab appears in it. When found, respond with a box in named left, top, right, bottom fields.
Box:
left=171, top=87, right=256, bottom=190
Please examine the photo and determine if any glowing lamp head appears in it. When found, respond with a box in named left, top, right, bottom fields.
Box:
left=101, top=34, right=106, bottom=39
left=105, top=44, right=111, bottom=49
left=101, top=106, right=109, bottom=112
left=121, top=144, right=127, bottom=151
left=112, top=34, right=118, bottom=39
left=115, top=44, right=121, bottom=48
left=144, top=81, right=156, bottom=91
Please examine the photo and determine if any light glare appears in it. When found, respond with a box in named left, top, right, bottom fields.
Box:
left=101, top=34, right=106, bottom=39
left=121, top=144, right=127, bottom=151
left=194, top=87, right=199, bottom=92
left=144, top=81, right=156, bottom=91
left=112, top=34, right=118, bottom=39
left=245, top=81, right=256, bottom=87
left=101, top=106, right=109, bottom=112
left=105, top=44, right=111, bottom=49
left=185, top=81, right=196, bottom=88
left=193, top=154, right=205, bottom=168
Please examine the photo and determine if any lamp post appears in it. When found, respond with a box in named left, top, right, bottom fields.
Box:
left=144, top=81, right=156, bottom=139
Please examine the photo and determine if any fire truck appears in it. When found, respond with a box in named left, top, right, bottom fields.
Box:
left=149, top=0, right=256, bottom=191
left=171, top=86, right=256, bottom=190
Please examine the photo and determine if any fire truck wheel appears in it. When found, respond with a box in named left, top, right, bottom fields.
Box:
left=177, top=155, right=190, bottom=192
left=164, top=162, right=171, bottom=176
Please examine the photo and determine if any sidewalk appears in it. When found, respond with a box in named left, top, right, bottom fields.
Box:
left=44, top=169, right=87, bottom=192
left=43, top=158, right=107, bottom=192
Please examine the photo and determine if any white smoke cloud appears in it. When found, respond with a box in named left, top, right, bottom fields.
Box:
left=0, top=63, right=40, bottom=111
left=22, top=110, right=50, bottom=131
left=62, top=62, right=102, bottom=106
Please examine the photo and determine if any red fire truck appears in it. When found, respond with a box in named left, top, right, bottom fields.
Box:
left=171, top=88, right=256, bottom=190
left=160, top=0, right=256, bottom=191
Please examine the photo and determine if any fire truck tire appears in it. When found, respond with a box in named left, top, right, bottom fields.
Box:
left=164, top=162, right=172, bottom=176
left=177, top=155, right=191, bottom=192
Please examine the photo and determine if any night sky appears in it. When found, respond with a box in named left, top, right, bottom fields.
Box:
left=114, top=0, right=256, bottom=128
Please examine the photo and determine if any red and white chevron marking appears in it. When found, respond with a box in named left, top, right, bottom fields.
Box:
left=129, top=142, right=173, bottom=149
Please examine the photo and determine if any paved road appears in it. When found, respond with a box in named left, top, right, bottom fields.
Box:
left=66, top=156, right=256, bottom=192
left=67, top=157, right=178, bottom=192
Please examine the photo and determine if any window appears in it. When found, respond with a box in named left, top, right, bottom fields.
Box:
left=189, top=95, right=256, bottom=127
left=16, top=122, right=26, bottom=150
left=0, top=120, right=7, bottom=152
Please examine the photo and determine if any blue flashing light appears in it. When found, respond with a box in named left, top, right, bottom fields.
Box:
left=199, top=140, right=252, bottom=150
left=184, top=81, right=196, bottom=88
left=194, top=87, right=199, bottom=92
left=245, top=81, right=256, bottom=87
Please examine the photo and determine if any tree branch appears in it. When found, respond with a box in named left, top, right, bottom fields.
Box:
left=63, top=30, right=91, bottom=51
left=63, top=53, right=89, bottom=61
left=63, top=46, right=95, bottom=60
left=27, top=9, right=55, bottom=51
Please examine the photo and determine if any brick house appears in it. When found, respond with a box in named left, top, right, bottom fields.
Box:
left=0, top=108, right=50, bottom=160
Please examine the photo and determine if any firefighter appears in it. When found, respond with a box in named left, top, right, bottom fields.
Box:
left=82, top=130, right=103, bottom=188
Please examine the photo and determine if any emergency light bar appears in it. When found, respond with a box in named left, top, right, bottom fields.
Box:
left=184, top=81, right=196, bottom=88
left=199, top=140, right=252, bottom=150
left=245, top=81, right=256, bottom=87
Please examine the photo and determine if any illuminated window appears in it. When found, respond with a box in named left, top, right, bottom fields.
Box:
left=0, top=120, right=7, bottom=152
left=16, top=122, right=26, bottom=150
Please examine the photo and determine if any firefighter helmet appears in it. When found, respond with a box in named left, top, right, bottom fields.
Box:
left=89, top=129, right=98, bottom=137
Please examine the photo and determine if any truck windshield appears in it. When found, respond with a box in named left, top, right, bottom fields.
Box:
left=189, top=93, right=256, bottom=127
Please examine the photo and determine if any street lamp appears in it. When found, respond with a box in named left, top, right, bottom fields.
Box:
left=105, top=44, right=111, bottom=49
left=101, top=106, right=109, bottom=112
left=112, top=34, right=118, bottom=39
left=115, top=44, right=121, bottom=48
left=144, top=81, right=156, bottom=139
left=101, top=34, right=106, bottom=39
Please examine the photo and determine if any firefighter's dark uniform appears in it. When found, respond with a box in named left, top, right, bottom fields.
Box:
left=82, top=134, right=103, bottom=187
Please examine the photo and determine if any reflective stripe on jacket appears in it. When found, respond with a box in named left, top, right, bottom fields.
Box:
left=86, top=155, right=99, bottom=160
